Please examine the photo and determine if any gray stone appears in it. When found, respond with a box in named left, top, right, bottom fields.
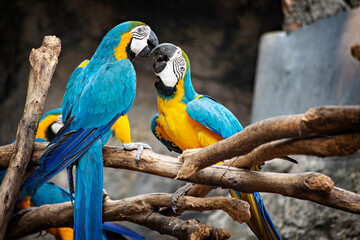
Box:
left=250, top=7, right=360, bottom=240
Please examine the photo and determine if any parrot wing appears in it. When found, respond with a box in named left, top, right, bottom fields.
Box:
left=186, top=95, right=243, bottom=138
left=22, top=59, right=136, bottom=196
left=151, top=114, right=182, bottom=153
left=62, top=59, right=89, bottom=121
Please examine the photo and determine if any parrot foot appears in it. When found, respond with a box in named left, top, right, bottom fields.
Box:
left=11, top=208, right=33, bottom=221
left=171, top=183, right=194, bottom=215
left=67, top=164, right=75, bottom=204
left=123, top=142, right=152, bottom=165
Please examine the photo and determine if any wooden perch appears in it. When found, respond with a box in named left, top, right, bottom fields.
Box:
left=176, top=106, right=360, bottom=179
left=226, top=133, right=360, bottom=169
left=1, top=142, right=359, bottom=214
left=6, top=192, right=246, bottom=239
left=0, top=36, right=61, bottom=238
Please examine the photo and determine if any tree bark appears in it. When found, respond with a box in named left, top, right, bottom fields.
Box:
left=1, top=141, right=359, bottom=214
left=0, top=36, right=60, bottom=239
left=176, top=106, right=360, bottom=179
left=6, top=193, right=246, bottom=239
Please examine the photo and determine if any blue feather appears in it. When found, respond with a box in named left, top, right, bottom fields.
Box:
left=102, top=222, right=145, bottom=240
left=186, top=95, right=242, bottom=138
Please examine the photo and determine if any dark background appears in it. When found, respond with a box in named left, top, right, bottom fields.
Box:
left=0, top=0, right=284, bottom=145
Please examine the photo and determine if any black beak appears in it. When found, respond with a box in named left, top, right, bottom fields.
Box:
left=148, top=30, right=159, bottom=49
left=151, top=43, right=178, bottom=73
left=138, top=30, right=159, bottom=57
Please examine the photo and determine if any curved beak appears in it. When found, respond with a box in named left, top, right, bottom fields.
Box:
left=149, top=30, right=159, bottom=48
left=138, top=30, right=159, bottom=57
left=151, top=43, right=178, bottom=74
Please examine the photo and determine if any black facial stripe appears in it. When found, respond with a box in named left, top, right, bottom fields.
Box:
left=126, top=38, right=135, bottom=61
left=45, top=123, right=56, bottom=141
left=173, top=56, right=186, bottom=79
left=132, top=27, right=148, bottom=40
left=155, top=80, right=176, bottom=97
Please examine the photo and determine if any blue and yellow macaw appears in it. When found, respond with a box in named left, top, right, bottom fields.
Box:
left=20, top=21, right=158, bottom=239
left=150, top=43, right=281, bottom=240
left=2, top=108, right=143, bottom=240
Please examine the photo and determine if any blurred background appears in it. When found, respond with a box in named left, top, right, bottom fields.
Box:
left=1, top=0, right=360, bottom=239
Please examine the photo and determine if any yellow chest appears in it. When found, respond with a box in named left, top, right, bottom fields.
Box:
left=156, top=80, right=223, bottom=150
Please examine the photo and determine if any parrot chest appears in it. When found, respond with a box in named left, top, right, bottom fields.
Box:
left=157, top=97, right=222, bottom=150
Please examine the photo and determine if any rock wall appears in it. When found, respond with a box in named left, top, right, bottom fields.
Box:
left=251, top=7, right=360, bottom=240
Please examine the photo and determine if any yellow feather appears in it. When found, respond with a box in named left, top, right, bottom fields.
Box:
left=77, top=60, right=89, bottom=68
left=156, top=79, right=223, bottom=150
left=111, top=114, right=131, bottom=144
left=113, top=32, right=132, bottom=60
left=36, top=115, right=58, bottom=141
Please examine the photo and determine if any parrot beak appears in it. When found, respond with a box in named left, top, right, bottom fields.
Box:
left=149, top=30, right=159, bottom=49
left=151, top=43, right=178, bottom=73
left=138, top=30, right=159, bottom=57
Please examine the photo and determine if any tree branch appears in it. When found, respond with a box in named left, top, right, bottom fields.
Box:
left=6, top=192, right=247, bottom=239
left=176, top=106, right=360, bottom=179
left=225, top=133, right=360, bottom=169
left=0, top=36, right=61, bottom=238
left=1, top=142, right=359, bottom=214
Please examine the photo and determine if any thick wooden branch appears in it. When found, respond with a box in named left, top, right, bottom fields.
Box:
left=6, top=193, right=245, bottom=239
left=177, top=106, right=360, bottom=179
left=0, top=36, right=60, bottom=238
left=225, top=133, right=360, bottom=169
left=1, top=142, right=359, bottom=214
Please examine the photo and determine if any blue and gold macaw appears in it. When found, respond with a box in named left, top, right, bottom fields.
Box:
left=20, top=21, right=158, bottom=239
left=2, top=108, right=144, bottom=240
left=150, top=43, right=281, bottom=240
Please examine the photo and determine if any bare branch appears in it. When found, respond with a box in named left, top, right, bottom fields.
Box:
left=176, top=106, right=360, bottom=179
left=225, top=133, right=360, bottom=169
left=6, top=193, right=245, bottom=239
left=0, top=36, right=61, bottom=238
left=1, top=143, right=359, bottom=214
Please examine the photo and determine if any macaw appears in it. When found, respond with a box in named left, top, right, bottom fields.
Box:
left=1, top=108, right=143, bottom=240
left=150, top=43, right=281, bottom=240
left=20, top=21, right=158, bottom=239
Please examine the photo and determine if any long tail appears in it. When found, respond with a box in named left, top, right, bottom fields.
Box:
left=102, top=222, right=145, bottom=240
left=229, top=164, right=280, bottom=240
left=73, top=143, right=103, bottom=239
left=20, top=114, right=120, bottom=199
left=230, top=190, right=280, bottom=240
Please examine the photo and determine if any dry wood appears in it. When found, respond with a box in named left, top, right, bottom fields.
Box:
left=1, top=142, right=359, bottom=214
left=6, top=193, right=243, bottom=239
left=0, top=36, right=61, bottom=238
left=225, top=133, right=360, bottom=169
left=176, top=106, right=360, bottom=179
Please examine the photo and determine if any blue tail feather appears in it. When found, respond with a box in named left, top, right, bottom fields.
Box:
left=102, top=222, right=145, bottom=240
left=74, top=145, right=103, bottom=239
left=231, top=190, right=281, bottom=240
left=21, top=114, right=120, bottom=198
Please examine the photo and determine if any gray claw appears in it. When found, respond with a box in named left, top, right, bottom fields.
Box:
left=123, top=142, right=152, bottom=165
left=171, top=183, right=194, bottom=215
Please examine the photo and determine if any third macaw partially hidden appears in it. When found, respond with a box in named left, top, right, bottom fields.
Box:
left=21, top=21, right=158, bottom=239
left=150, top=43, right=281, bottom=240
left=2, top=108, right=143, bottom=240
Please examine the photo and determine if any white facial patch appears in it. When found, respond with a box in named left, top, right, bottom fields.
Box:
left=51, top=122, right=63, bottom=134
left=130, top=26, right=150, bottom=55
left=156, top=62, right=179, bottom=88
